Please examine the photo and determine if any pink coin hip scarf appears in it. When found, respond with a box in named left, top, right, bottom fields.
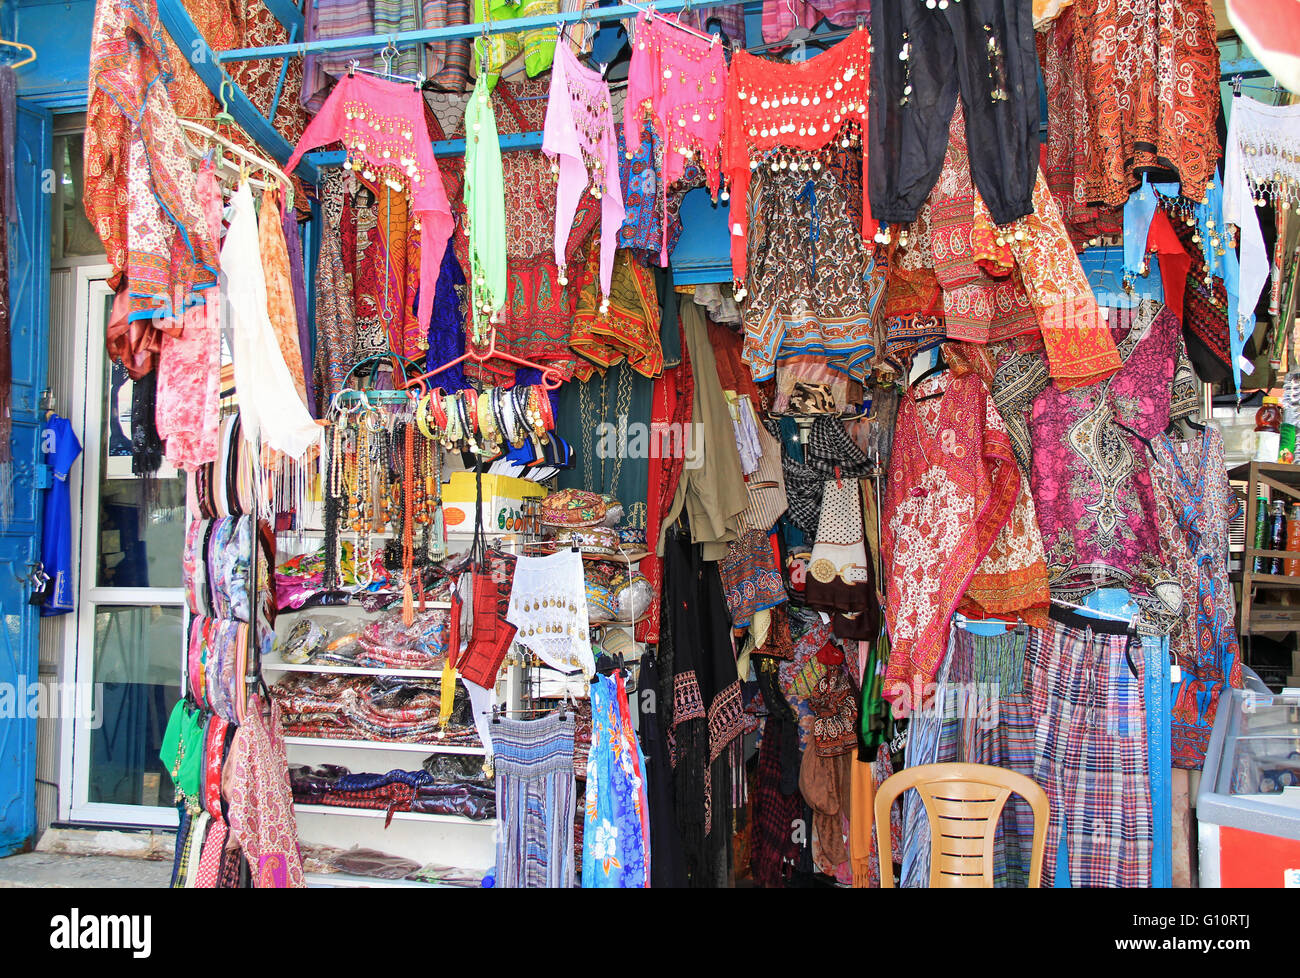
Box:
left=285, top=73, right=454, bottom=336
left=544, top=42, right=625, bottom=303
left=623, top=10, right=727, bottom=264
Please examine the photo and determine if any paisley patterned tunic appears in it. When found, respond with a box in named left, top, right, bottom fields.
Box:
left=1028, top=299, right=1192, bottom=610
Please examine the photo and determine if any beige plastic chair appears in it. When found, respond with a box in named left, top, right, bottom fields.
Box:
left=874, top=762, right=1049, bottom=888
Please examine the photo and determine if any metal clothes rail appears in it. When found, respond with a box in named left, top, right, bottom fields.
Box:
left=156, top=0, right=762, bottom=179
left=215, top=0, right=750, bottom=62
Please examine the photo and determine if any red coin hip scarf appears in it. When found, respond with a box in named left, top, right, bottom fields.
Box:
left=723, top=27, right=878, bottom=281
left=285, top=73, right=454, bottom=335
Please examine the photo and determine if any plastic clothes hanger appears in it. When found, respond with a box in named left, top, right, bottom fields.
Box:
left=0, top=38, right=36, bottom=68
left=403, top=329, right=565, bottom=394
left=911, top=347, right=949, bottom=401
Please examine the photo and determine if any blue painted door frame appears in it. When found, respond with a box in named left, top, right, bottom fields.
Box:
left=0, top=98, right=52, bottom=856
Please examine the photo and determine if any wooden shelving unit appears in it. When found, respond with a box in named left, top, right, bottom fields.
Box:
left=1231, top=461, right=1300, bottom=684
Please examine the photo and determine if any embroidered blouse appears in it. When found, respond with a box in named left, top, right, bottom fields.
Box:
left=723, top=27, right=876, bottom=280
left=881, top=368, right=1020, bottom=697
left=543, top=42, right=625, bottom=300
left=285, top=73, right=454, bottom=338
left=974, top=167, right=1122, bottom=388
left=1028, top=299, right=1190, bottom=607
left=624, top=10, right=727, bottom=247
left=930, top=103, right=1037, bottom=345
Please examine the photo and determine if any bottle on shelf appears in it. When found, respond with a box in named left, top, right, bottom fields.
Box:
left=1254, top=495, right=1270, bottom=573
left=1256, top=395, right=1283, bottom=462
left=1287, top=502, right=1300, bottom=576
left=1270, top=498, right=1288, bottom=575
left=1282, top=373, right=1300, bottom=463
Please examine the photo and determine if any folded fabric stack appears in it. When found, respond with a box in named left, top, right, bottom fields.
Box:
left=290, top=765, right=496, bottom=821
left=272, top=675, right=481, bottom=746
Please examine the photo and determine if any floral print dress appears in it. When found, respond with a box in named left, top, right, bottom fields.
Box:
left=582, top=672, right=650, bottom=887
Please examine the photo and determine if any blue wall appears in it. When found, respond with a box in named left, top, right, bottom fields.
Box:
left=6, top=0, right=95, bottom=107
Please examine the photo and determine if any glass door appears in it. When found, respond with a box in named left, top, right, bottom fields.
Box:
left=64, top=267, right=184, bottom=826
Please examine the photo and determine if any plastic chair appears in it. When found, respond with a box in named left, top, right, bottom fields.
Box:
left=874, top=762, right=1049, bottom=888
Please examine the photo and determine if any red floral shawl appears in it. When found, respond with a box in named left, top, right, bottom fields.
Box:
left=880, top=366, right=1020, bottom=697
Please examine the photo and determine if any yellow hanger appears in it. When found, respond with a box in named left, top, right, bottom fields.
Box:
left=0, top=38, right=36, bottom=69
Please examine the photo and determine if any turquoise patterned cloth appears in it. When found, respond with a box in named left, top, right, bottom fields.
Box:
left=582, top=673, right=650, bottom=887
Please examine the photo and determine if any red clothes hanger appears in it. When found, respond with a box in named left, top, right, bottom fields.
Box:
left=402, top=328, right=565, bottom=394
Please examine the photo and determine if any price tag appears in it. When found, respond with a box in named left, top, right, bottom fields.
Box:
left=1170, top=664, right=1182, bottom=685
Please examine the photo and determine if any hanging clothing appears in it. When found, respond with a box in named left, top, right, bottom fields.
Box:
left=222, top=182, right=320, bottom=460
left=658, top=303, right=748, bottom=561
left=807, top=478, right=878, bottom=634
left=1145, top=209, right=1190, bottom=325
left=881, top=368, right=1020, bottom=697
left=642, top=337, right=695, bottom=644
left=964, top=465, right=1051, bottom=624
left=39, top=414, right=82, bottom=616
left=717, top=529, right=787, bottom=629
left=930, top=104, right=1039, bottom=347
left=751, top=712, right=803, bottom=887
left=637, top=650, right=687, bottom=886
left=493, top=713, right=578, bottom=888
left=1069, top=0, right=1221, bottom=208
left=157, top=160, right=222, bottom=472
left=1027, top=611, right=1152, bottom=888
left=223, top=697, right=305, bottom=888
left=974, top=169, right=1123, bottom=388
left=425, top=245, right=469, bottom=390
left=1035, top=8, right=1122, bottom=249
left=624, top=11, right=727, bottom=220
left=899, top=622, right=1038, bottom=887
left=569, top=248, right=663, bottom=381
left=258, top=187, right=308, bottom=409
left=1224, top=96, right=1300, bottom=363
left=506, top=550, right=595, bottom=677
left=313, top=170, right=358, bottom=403
left=1028, top=299, right=1192, bottom=611
left=869, top=0, right=1039, bottom=228
left=365, top=186, right=422, bottom=359
left=1158, top=198, right=1233, bottom=386
left=1152, top=426, right=1244, bottom=770
left=543, top=43, right=624, bottom=299
left=285, top=74, right=454, bottom=340
left=85, top=0, right=219, bottom=338
left=742, top=165, right=885, bottom=384
left=463, top=71, right=507, bottom=333
left=583, top=672, right=651, bottom=887
left=617, top=118, right=689, bottom=265
left=722, top=29, right=876, bottom=278
left=280, top=197, right=315, bottom=416
left=662, top=529, right=745, bottom=880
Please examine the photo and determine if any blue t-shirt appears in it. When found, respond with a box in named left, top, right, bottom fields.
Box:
left=40, top=414, right=82, bottom=616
